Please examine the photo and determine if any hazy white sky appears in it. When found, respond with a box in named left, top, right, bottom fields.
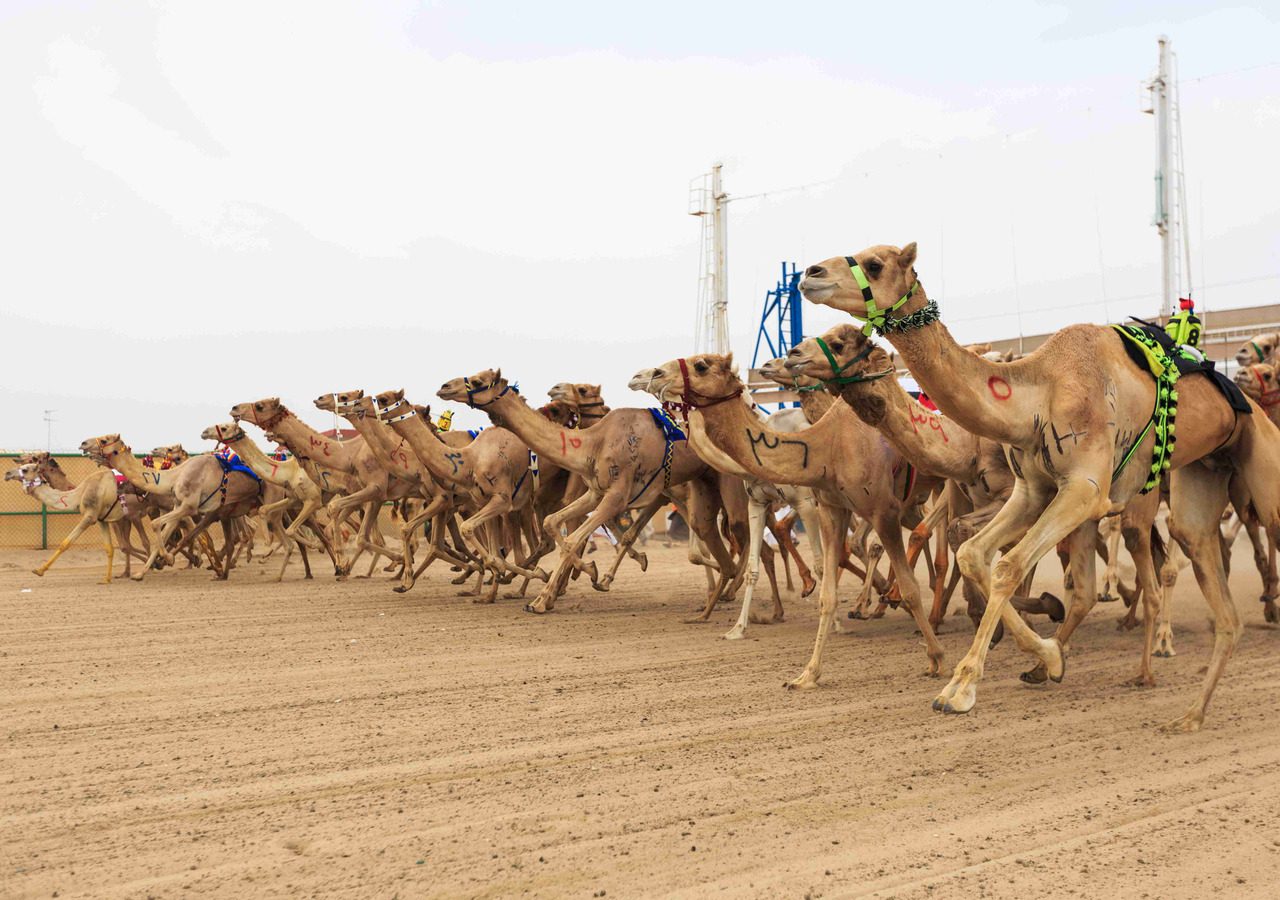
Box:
left=2, top=1, right=1277, bottom=449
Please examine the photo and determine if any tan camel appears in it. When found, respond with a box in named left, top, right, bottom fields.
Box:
left=81, top=435, right=263, bottom=580
left=633, top=353, right=945, bottom=686
left=787, top=326, right=1193, bottom=684
left=799, top=242, right=1280, bottom=730
left=782, top=326, right=1017, bottom=629
left=368, top=389, right=549, bottom=601
left=230, top=397, right=413, bottom=577
left=438, top=369, right=740, bottom=615
left=5, top=460, right=158, bottom=583
left=1235, top=332, right=1280, bottom=368
left=200, top=424, right=333, bottom=576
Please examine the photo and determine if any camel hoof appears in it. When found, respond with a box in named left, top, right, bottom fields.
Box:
left=524, top=601, right=550, bottom=614
left=785, top=675, right=819, bottom=691
left=801, top=580, right=817, bottom=599
left=1124, top=673, right=1157, bottom=688
left=1117, top=616, right=1139, bottom=631
left=1020, top=663, right=1048, bottom=685
left=1159, top=712, right=1204, bottom=733
left=1097, top=591, right=1116, bottom=603
left=931, top=696, right=946, bottom=711
left=723, top=628, right=747, bottom=641
left=1264, top=601, right=1280, bottom=624
left=635, top=552, right=648, bottom=573
left=1047, top=639, right=1066, bottom=683
left=393, top=585, right=410, bottom=594
left=30, top=569, right=45, bottom=577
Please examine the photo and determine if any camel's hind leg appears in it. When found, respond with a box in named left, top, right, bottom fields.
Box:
left=31, top=514, right=97, bottom=579
left=936, top=480, right=1071, bottom=715
left=724, top=493, right=772, bottom=641
left=1163, top=462, right=1237, bottom=732
left=875, top=510, right=945, bottom=675
left=97, top=520, right=115, bottom=584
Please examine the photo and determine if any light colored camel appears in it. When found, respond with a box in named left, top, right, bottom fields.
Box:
left=629, top=366, right=823, bottom=640
left=369, top=389, right=549, bottom=602
left=5, top=461, right=158, bottom=583
left=799, top=242, right=1280, bottom=730
left=81, top=435, right=263, bottom=580
left=229, top=397, right=413, bottom=577
left=200, top=423, right=332, bottom=580
left=438, top=369, right=740, bottom=615
left=634, top=352, right=945, bottom=686
left=1235, top=332, right=1280, bottom=368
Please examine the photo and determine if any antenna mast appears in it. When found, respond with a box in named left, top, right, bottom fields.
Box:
left=690, top=163, right=730, bottom=353
left=1145, top=35, right=1191, bottom=318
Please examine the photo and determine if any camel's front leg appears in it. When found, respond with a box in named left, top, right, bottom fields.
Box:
left=725, top=494, right=771, bottom=640
left=97, top=520, right=115, bottom=584
left=875, top=511, right=945, bottom=675
left=786, top=503, right=851, bottom=689
left=595, top=498, right=664, bottom=591
left=683, top=478, right=741, bottom=622
left=936, top=479, right=1093, bottom=715
left=526, top=486, right=618, bottom=614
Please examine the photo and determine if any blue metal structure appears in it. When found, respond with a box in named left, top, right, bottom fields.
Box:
left=751, top=262, right=805, bottom=368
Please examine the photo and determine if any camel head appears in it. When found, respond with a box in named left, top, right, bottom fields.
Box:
left=758, top=356, right=822, bottom=393
left=315, top=390, right=364, bottom=413
left=3, top=462, right=37, bottom=483
left=372, top=389, right=413, bottom=424
left=628, top=353, right=742, bottom=407
left=1234, top=362, right=1280, bottom=404
left=1236, top=332, right=1280, bottom=368
left=151, top=443, right=190, bottom=464
left=548, top=382, right=604, bottom=411
left=538, top=399, right=577, bottom=426
left=439, top=369, right=507, bottom=407
left=784, top=324, right=873, bottom=380
left=201, top=423, right=245, bottom=444
left=230, top=397, right=284, bottom=427
left=799, top=243, right=922, bottom=333
left=82, top=433, right=129, bottom=465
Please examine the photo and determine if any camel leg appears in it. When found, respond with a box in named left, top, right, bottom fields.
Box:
left=794, top=493, right=825, bottom=592
left=526, top=488, right=611, bottom=613
left=724, top=493, right=772, bottom=640
left=96, top=520, right=115, bottom=584
left=1120, top=516, right=1164, bottom=687
left=1162, top=464, right=1238, bottom=732
left=1017, top=519, right=1100, bottom=684
left=786, top=504, right=851, bottom=689
left=30, top=514, right=96, bottom=579
left=595, top=499, right=664, bottom=591
left=1155, top=537, right=1184, bottom=657
left=876, top=512, right=946, bottom=675
left=684, top=481, right=741, bottom=622
left=848, top=536, right=883, bottom=622
left=935, top=481, right=1069, bottom=714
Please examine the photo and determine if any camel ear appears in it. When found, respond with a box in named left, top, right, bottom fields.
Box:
left=493, top=368, right=502, bottom=383
left=899, top=242, right=917, bottom=270
left=593, top=384, right=601, bottom=394
left=723, top=352, right=735, bottom=371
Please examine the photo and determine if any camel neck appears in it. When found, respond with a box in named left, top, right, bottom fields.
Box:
left=835, top=374, right=978, bottom=482
left=878, top=287, right=1032, bottom=446
left=694, top=393, right=835, bottom=489
left=27, top=479, right=87, bottom=511
left=223, top=435, right=282, bottom=481
left=387, top=412, right=473, bottom=486
left=342, top=407, right=419, bottom=482
left=798, top=389, right=834, bottom=424
left=486, top=390, right=595, bottom=475
left=270, top=410, right=358, bottom=472
left=39, top=461, right=75, bottom=491
left=112, top=449, right=178, bottom=495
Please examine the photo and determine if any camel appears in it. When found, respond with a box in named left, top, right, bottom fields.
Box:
left=629, top=365, right=823, bottom=640
left=1235, top=332, right=1280, bottom=368
left=368, top=389, right=550, bottom=601
left=229, top=397, right=414, bottom=577
left=438, top=369, right=740, bottom=615
left=632, top=353, right=946, bottom=686
left=5, top=460, right=158, bottom=583
left=782, top=326, right=1017, bottom=630
left=81, top=435, right=264, bottom=580
left=799, top=242, right=1280, bottom=730
left=14, top=452, right=155, bottom=576
left=200, top=423, right=332, bottom=579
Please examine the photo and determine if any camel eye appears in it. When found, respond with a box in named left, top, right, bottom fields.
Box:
left=694, top=361, right=709, bottom=374
left=255, top=403, right=263, bottom=411
left=865, top=259, right=883, bottom=277
left=831, top=342, right=844, bottom=354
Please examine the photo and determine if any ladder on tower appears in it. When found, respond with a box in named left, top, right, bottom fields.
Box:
left=749, top=262, right=806, bottom=409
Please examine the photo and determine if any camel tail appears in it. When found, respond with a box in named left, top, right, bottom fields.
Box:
left=1232, top=409, right=1280, bottom=529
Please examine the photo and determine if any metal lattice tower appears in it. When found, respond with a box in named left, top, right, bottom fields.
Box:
left=1145, top=35, right=1194, bottom=318
left=752, top=262, right=804, bottom=367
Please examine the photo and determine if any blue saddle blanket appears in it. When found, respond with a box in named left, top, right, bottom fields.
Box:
left=214, top=448, right=260, bottom=481
left=649, top=408, right=686, bottom=442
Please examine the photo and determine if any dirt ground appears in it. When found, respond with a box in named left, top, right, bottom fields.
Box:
left=3, top=537, right=1280, bottom=899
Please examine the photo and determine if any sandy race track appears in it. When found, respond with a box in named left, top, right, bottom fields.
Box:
left=3, top=539, right=1280, bottom=899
